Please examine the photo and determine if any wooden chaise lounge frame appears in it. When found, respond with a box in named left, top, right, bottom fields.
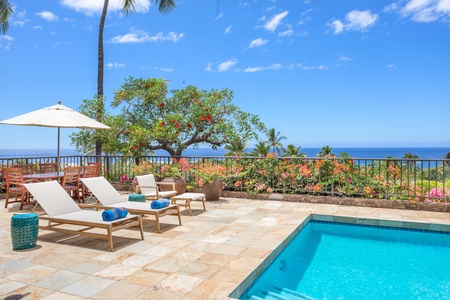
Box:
left=24, top=181, right=144, bottom=251
left=80, top=176, right=182, bottom=233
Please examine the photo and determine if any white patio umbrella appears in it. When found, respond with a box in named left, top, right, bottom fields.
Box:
left=0, top=100, right=110, bottom=161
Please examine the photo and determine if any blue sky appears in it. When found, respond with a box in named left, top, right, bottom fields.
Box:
left=1, top=0, right=449, bottom=151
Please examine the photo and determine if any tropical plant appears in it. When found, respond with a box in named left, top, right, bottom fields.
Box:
left=444, top=152, right=450, bottom=168
left=224, top=138, right=248, bottom=157
left=110, top=77, right=266, bottom=157
left=0, top=0, right=13, bottom=35
left=94, top=0, right=176, bottom=156
left=159, top=158, right=190, bottom=179
left=132, top=161, right=157, bottom=176
left=265, top=127, right=286, bottom=155
left=251, top=141, right=270, bottom=157
left=193, top=161, right=227, bottom=187
left=283, top=144, right=307, bottom=157
left=402, top=152, right=419, bottom=171
left=317, top=145, right=334, bottom=157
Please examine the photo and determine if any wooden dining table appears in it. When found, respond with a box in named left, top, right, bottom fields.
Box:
left=23, top=172, right=65, bottom=181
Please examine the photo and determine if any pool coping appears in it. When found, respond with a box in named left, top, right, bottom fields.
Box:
left=228, top=213, right=450, bottom=299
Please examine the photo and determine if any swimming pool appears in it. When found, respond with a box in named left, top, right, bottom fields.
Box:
left=237, top=220, right=450, bottom=300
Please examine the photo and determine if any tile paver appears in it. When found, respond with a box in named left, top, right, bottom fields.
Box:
left=1, top=196, right=450, bottom=299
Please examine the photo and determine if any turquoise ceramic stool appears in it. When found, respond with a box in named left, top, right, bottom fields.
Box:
left=11, top=213, right=39, bottom=250
left=128, top=194, right=145, bottom=202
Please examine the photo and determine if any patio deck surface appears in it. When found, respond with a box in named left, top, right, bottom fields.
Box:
left=1, top=196, right=449, bottom=299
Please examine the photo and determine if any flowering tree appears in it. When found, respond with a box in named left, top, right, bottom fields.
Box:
left=110, top=77, right=266, bottom=157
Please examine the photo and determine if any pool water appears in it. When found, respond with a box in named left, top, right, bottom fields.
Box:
left=239, top=220, right=450, bottom=300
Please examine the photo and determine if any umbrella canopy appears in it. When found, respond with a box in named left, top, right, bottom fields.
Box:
left=0, top=100, right=110, bottom=160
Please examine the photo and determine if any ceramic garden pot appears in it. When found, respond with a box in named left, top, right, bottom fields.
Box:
left=201, top=179, right=224, bottom=201
left=160, top=177, right=187, bottom=195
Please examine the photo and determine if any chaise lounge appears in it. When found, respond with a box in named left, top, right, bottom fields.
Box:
left=80, top=176, right=182, bottom=233
left=24, top=180, right=144, bottom=251
left=134, top=174, right=178, bottom=200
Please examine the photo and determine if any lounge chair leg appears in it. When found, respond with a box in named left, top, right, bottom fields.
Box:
left=138, top=217, right=144, bottom=240
left=107, top=226, right=114, bottom=251
left=155, top=213, right=161, bottom=233
left=177, top=206, right=182, bottom=225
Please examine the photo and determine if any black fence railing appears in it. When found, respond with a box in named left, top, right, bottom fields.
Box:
left=1, top=155, right=449, bottom=202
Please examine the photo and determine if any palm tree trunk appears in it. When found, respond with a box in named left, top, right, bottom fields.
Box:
left=96, top=0, right=109, bottom=156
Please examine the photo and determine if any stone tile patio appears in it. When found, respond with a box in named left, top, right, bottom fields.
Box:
left=1, top=196, right=449, bottom=299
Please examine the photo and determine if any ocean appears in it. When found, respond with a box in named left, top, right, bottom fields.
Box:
left=0, top=147, right=449, bottom=160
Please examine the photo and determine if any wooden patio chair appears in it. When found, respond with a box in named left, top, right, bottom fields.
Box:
left=24, top=180, right=144, bottom=252
left=87, top=162, right=102, bottom=176
left=80, top=165, right=100, bottom=202
left=39, top=163, right=58, bottom=173
left=14, top=164, right=36, bottom=175
left=4, top=167, right=39, bottom=209
left=61, top=166, right=82, bottom=203
left=134, top=174, right=177, bottom=200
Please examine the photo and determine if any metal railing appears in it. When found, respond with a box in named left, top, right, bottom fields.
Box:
left=1, top=155, right=449, bottom=202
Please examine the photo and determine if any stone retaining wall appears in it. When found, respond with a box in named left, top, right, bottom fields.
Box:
left=221, top=191, right=450, bottom=213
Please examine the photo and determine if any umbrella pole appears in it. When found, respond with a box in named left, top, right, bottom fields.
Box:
left=57, top=127, right=60, bottom=170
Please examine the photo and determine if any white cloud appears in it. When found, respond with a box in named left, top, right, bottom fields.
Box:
left=109, top=28, right=185, bottom=44
left=36, top=11, right=59, bottom=22
left=154, top=67, right=174, bottom=72
left=52, top=40, right=72, bottom=48
left=384, top=0, right=450, bottom=23
left=0, top=39, right=12, bottom=50
left=32, top=26, right=43, bottom=30
left=249, top=38, right=268, bottom=48
left=0, top=35, right=14, bottom=42
left=218, top=59, right=237, bottom=72
left=291, top=63, right=329, bottom=70
left=215, top=12, right=224, bottom=20
left=60, top=0, right=150, bottom=15
left=337, top=54, right=352, bottom=61
left=387, top=64, right=395, bottom=68
left=331, top=20, right=345, bottom=34
left=11, top=10, right=29, bottom=27
left=12, top=20, right=28, bottom=27
left=278, top=29, right=293, bottom=37
left=302, top=65, right=327, bottom=70
left=16, top=10, right=27, bottom=19
left=243, top=63, right=282, bottom=72
left=329, top=10, right=378, bottom=34
left=225, top=25, right=232, bottom=34
left=106, top=62, right=126, bottom=69
left=205, top=63, right=213, bottom=72
left=264, top=10, right=289, bottom=32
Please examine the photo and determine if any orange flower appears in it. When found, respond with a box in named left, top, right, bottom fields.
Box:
left=205, top=115, right=211, bottom=122
left=160, top=121, right=165, bottom=126
left=200, top=116, right=205, bottom=121
left=158, top=102, right=164, bottom=107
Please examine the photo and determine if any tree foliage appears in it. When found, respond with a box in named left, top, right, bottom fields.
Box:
left=283, top=144, right=307, bottom=157
left=94, top=0, right=176, bottom=156
left=317, top=145, right=334, bottom=157
left=75, top=77, right=266, bottom=157
left=0, top=0, right=13, bottom=34
left=265, top=127, right=286, bottom=155
left=251, top=141, right=270, bottom=157
left=224, top=138, right=249, bottom=157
